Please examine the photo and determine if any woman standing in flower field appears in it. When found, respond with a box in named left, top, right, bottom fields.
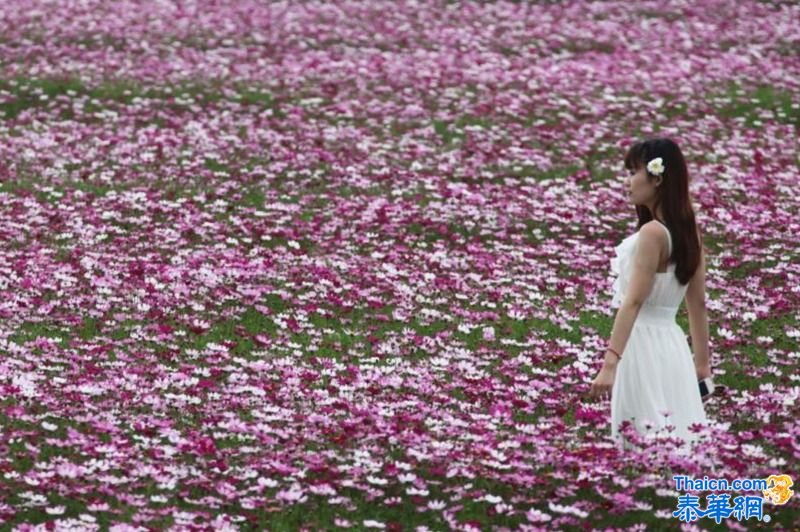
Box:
left=588, top=137, right=711, bottom=450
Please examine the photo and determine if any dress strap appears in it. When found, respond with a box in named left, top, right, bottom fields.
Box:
left=654, top=219, right=672, bottom=257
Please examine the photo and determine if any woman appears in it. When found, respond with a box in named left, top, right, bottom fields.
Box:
left=588, top=137, right=711, bottom=450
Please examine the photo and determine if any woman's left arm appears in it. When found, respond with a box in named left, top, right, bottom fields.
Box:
left=589, top=224, right=662, bottom=399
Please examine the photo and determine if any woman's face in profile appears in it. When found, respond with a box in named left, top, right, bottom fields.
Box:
left=624, top=164, right=658, bottom=205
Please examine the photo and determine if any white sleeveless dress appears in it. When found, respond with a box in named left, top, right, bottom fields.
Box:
left=609, top=220, right=708, bottom=450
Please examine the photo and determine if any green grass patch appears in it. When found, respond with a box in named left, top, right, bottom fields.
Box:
left=715, top=81, right=799, bottom=128
left=8, top=320, right=70, bottom=346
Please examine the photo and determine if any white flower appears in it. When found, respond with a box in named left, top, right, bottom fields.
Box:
left=647, top=157, right=665, bottom=175
left=427, top=499, right=447, bottom=510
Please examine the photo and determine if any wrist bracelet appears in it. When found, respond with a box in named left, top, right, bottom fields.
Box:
left=607, top=346, right=622, bottom=360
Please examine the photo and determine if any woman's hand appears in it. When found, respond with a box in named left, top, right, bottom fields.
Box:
left=588, top=361, right=618, bottom=401
left=695, top=362, right=711, bottom=381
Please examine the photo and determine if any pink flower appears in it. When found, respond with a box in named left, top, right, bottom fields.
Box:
left=526, top=508, right=552, bottom=523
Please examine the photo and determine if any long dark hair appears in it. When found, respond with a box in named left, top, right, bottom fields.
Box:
left=623, top=137, right=702, bottom=286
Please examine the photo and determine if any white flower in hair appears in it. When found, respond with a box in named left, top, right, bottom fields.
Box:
left=646, top=157, right=665, bottom=176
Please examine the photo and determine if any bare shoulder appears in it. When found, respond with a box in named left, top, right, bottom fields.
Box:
left=634, top=222, right=664, bottom=255
left=639, top=221, right=667, bottom=241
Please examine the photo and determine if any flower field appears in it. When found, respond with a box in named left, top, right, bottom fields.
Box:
left=0, top=0, right=798, bottom=530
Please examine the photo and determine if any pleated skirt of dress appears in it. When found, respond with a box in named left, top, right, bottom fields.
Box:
left=610, top=317, right=709, bottom=454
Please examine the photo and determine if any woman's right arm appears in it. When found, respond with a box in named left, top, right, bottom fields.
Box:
left=686, top=225, right=710, bottom=379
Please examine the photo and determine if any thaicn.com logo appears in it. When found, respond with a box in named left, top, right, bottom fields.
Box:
left=672, top=474, right=794, bottom=524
